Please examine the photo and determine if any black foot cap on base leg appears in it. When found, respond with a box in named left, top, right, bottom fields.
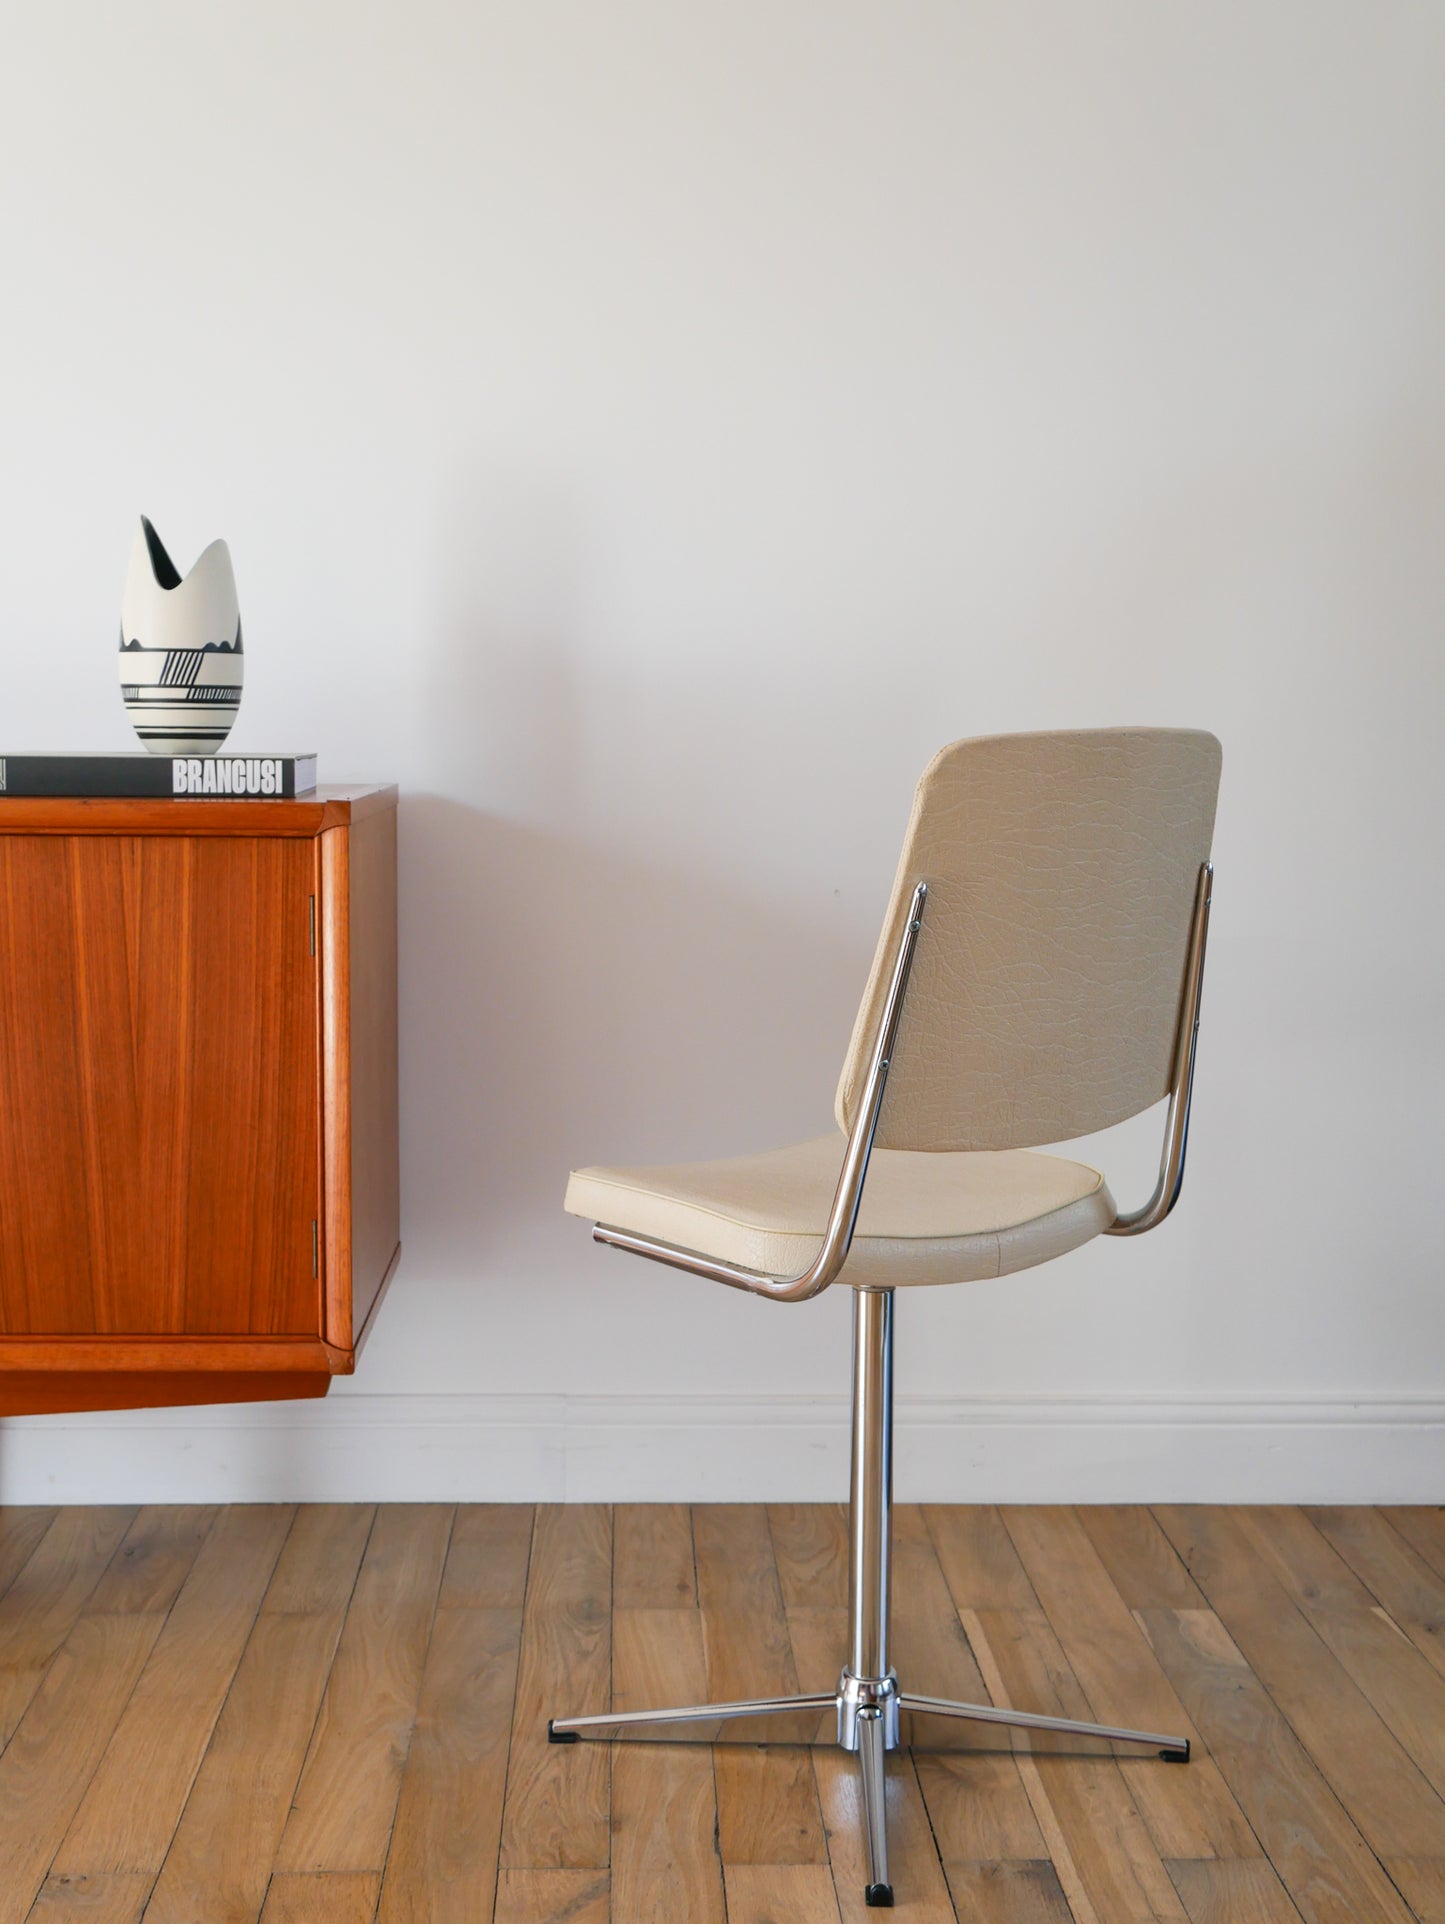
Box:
left=865, top=1885, right=894, bottom=1907
left=1160, top=1741, right=1191, bottom=1763
left=548, top=1720, right=578, bottom=1744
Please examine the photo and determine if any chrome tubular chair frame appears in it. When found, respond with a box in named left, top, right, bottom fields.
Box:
left=1109, top=862, right=1213, bottom=1235
left=550, top=865, right=1214, bottom=1909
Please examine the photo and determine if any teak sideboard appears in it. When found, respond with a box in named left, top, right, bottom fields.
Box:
left=0, top=785, right=399, bottom=1416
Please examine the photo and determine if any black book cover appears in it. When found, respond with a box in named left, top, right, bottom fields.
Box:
left=0, top=753, right=319, bottom=799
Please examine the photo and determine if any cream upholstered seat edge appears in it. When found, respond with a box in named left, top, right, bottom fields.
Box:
left=564, top=1135, right=1116, bottom=1288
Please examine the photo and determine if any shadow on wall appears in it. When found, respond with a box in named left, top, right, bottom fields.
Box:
left=389, top=468, right=873, bottom=1295
left=397, top=795, right=867, bottom=1274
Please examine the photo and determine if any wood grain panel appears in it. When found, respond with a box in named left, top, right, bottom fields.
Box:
left=1165, top=1858, right=1306, bottom=1924
left=0, top=834, right=320, bottom=1339
left=0, top=1367, right=331, bottom=1416
left=920, top=1754, right=1048, bottom=1866
left=725, top=1864, right=843, bottom=1922
left=54, top=1504, right=294, bottom=1877
left=1307, top=1506, right=1445, bottom=1683
left=146, top=1508, right=372, bottom=1924
left=499, top=1504, right=612, bottom=1872
left=0, top=1612, right=163, bottom=1924
left=26, top=1874, right=152, bottom=1923
left=769, top=1503, right=849, bottom=1611
left=258, top=1504, right=376, bottom=1615
left=1078, top=1506, right=1207, bottom=1611
left=924, top=1506, right=1039, bottom=1611
left=1137, top=1606, right=1416, bottom=1924
left=493, top=1869, right=609, bottom=1924
left=893, top=1502, right=993, bottom=1740
left=319, top=825, right=353, bottom=1350
left=1234, top=1506, right=1445, bottom=1803
left=439, top=1503, right=534, bottom=1610
left=694, top=1503, right=828, bottom=1868
left=317, top=807, right=403, bottom=1357
left=275, top=1504, right=452, bottom=1875
left=614, top=1503, right=696, bottom=1610
left=341, top=802, right=399, bottom=1347
left=83, top=1504, right=215, bottom=1616
left=0, top=1506, right=58, bottom=1602
left=0, top=838, right=103, bottom=1334
left=893, top=1510, right=1046, bottom=1873
left=259, top=1874, right=381, bottom=1922
left=145, top=1614, right=345, bottom=1924
left=1382, top=1859, right=1445, bottom=1924
left=0, top=1507, right=136, bottom=1745
left=1000, top=1505, right=1258, bottom=1861
left=611, top=1608, right=726, bottom=1923
left=183, top=837, right=321, bottom=1335
left=941, top=1860, right=1074, bottom=1924
left=963, top=1608, right=1189, bottom=1924
left=0, top=1336, right=339, bottom=1371
left=377, top=1606, right=524, bottom=1923
left=1382, top=1509, right=1445, bottom=1583
left=1155, top=1506, right=1445, bottom=1860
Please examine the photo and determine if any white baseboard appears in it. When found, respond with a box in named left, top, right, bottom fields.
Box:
left=1, top=1392, right=1441, bottom=1504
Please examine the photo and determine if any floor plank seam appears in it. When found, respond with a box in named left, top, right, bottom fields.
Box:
left=1152, top=1507, right=1433, bottom=1924
left=489, top=1505, right=539, bottom=1924
left=904, top=1744, right=964, bottom=1923
left=135, top=1505, right=295, bottom=1895
left=709, top=1504, right=733, bottom=1923
left=372, top=1502, right=459, bottom=1916
left=149, top=1504, right=377, bottom=1922
left=1180, top=1511, right=1445, bottom=1827
left=0, top=1511, right=59, bottom=1613
left=17, top=1507, right=190, bottom=1913
left=55, top=1500, right=237, bottom=1893
left=0, top=1507, right=139, bottom=1773
left=607, top=1503, right=615, bottom=1875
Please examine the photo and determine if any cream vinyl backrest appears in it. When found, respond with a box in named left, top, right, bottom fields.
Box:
left=836, top=729, right=1222, bottom=1152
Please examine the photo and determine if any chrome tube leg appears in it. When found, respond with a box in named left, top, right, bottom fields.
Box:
left=548, top=1691, right=837, bottom=1742
left=849, top=1287, right=894, bottom=1685
left=858, top=1706, right=892, bottom=1906
left=898, top=1693, right=1190, bottom=1761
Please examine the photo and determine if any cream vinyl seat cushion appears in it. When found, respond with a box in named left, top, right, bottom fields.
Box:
left=564, top=1135, right=1116, bottom=1289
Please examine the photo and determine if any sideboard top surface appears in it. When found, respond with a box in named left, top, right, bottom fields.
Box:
left=0, top=783, right=396, bottom=837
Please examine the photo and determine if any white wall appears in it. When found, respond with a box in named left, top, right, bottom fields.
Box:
left=1, top=0, right=1441, bottom=1502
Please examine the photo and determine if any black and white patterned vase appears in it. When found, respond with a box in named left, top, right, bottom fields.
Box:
left=120, top=517, right=243, bottom=755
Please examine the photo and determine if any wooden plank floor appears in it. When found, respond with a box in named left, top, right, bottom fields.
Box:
left=1, top=1504, right=1442, bottom=1922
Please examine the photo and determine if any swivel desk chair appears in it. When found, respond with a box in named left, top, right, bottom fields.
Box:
left=551, top=727, right=1221, bottom=1908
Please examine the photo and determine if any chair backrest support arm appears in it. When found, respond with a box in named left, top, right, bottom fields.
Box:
left=1106, top=861, right=1214, bottom=1236
left=593, top=882, right=930, bottom=1302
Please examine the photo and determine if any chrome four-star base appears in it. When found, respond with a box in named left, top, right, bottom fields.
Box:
left=548, top=1678, right=1188, bottom=1910
left=548, top=1289, right=1190, bottom=1909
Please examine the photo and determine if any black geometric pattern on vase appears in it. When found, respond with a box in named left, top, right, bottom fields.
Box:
left=119, top=517, right=243, bottom=756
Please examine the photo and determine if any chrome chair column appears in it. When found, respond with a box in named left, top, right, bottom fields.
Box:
left=839, top=1286, right=899, bottom=1904
left=847, top=1288, right=894, bottom=1694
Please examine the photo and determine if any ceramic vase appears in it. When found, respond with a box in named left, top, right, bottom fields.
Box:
left=120, top=517, right=243, bottom=755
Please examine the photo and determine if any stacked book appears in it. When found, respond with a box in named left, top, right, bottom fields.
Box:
left=0, top=754, right=318, bottom=798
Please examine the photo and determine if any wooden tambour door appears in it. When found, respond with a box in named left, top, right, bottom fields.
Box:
left=0, top=786, right=399, bottom=1416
